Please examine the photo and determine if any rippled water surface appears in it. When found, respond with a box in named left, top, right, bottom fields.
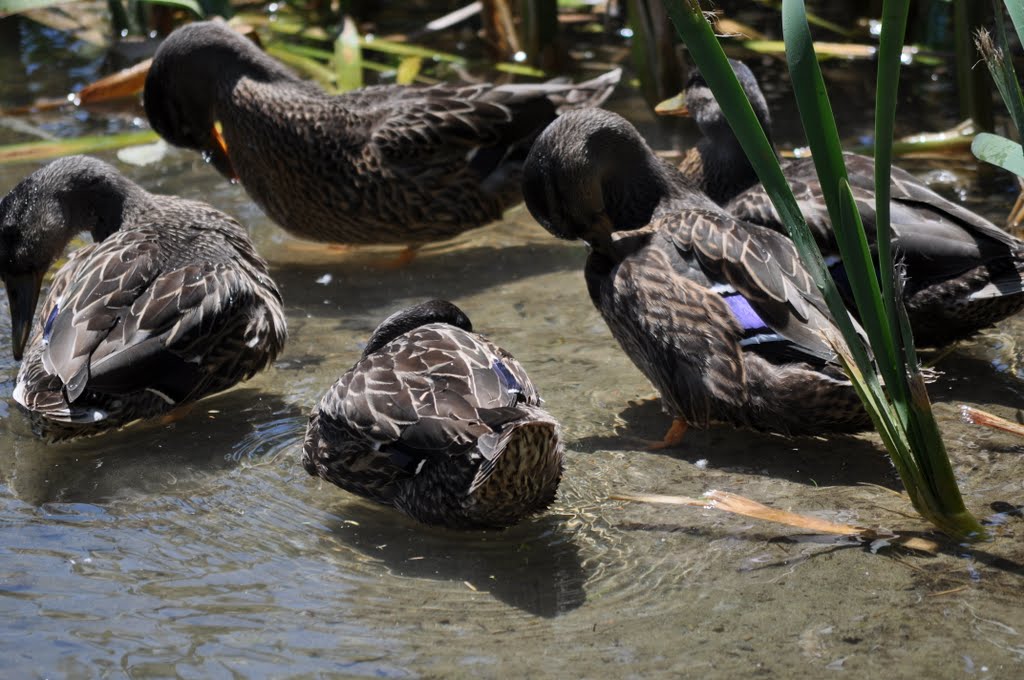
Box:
left=2, top=12, right=1024, bottom=678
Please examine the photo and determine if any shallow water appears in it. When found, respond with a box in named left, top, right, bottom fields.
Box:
left=2, top=12, right=1024, bottom=678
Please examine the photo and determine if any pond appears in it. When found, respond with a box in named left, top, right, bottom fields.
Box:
left=1, top=7, right=1023, bottom=677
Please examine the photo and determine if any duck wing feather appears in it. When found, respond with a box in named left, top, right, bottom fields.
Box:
left=318, top=324, right=540, bottom=474
left=40, top=228, right=272, bottom=404
left=659, top=210, right=844, bottom=364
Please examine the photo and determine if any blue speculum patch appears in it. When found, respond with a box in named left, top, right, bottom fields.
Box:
left=43, top=303, right=59, bottom=343
left=491, top=358, right=523, bottom=394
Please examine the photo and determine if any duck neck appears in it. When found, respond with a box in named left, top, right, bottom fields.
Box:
left=57, top=163, right=155, bottom=243
left=693, top=125, right=774, bottom=204
left=601, top=140, right=705, bottom=230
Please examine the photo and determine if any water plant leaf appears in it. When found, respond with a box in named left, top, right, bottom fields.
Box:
left=0, top=130, right=160, bottom=165
left=971, top=132, right=1024, bottom=177
left=396, top=56, right=423, bottom=85
left=335, top=16, right=363, bottom=92
left=134, top=0, right=203, bottom=16
left=0, top=0, right=79, bottom=12
left=960, top=405, right=1024, bottom=438
left=266, top=44, right=337, bottom=89
left=1004, top=0, right=1024, bottom=50
left=75, top=58, right=152, bottom=104
left=975, top=24, right=1024, bottom=139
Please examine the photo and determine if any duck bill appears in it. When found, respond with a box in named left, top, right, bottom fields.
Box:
left=207, top=123, right=239, bottom=181
left=3, top=271, right=44, bottom=361
left=654, top=92, right=690, bottom=118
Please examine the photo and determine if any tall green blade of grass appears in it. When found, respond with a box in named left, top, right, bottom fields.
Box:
left=782, top=2, right=904, bottom=403
left=875, top=1, right=981, bottom=531
left=664, top=0, right=984, bottom=539
left=785, top=0, right=980, bottom=538
left=873, top=0, right=911, bottom=368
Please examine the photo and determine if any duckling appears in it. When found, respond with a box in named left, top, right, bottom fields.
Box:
left=302, top=300, right=563, bottom=529
left=144, top=21, right=620, bottom=249
left=665, top=59, right=1024, bottom=346
left=522, top=108, right=871, bottom=441
left=0, top=156, right=286, bottom=440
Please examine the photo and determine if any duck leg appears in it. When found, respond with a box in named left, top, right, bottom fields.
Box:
left=646, top=417, right=688, bottom=450
left=158, top=402, right=197, bottom=426
left=282, top=241, right=356, bottom=257
left=280, top=242, right=419, bottom=268
left=376, top=245, right=421, bottom=269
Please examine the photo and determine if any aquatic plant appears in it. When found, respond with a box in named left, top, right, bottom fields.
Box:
left=663, top=0, right=986, bottom=540
left=972, top=1, right=1024, bottom=187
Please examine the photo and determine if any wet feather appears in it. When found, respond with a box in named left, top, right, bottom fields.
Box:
left=302, top=300, right=563, bottom=529
left=0, top=156, right=287, bottom=440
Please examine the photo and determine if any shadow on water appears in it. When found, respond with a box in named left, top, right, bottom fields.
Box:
left=311, top=498, right=588, bottom=618
left=927, top=349, right=1024, bottom=412
left=573, top=397, right=901, bottom=489
left=0, top=388, right=305, bottom=506
left=268, top=237, right=585, bottom=323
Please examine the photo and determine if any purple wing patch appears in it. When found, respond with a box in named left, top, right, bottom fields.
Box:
left=723, top=294, right=767, bottom=332
left=492, top=358, right=523, bottom=395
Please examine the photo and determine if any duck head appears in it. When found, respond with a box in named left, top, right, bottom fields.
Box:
left=0, top=156, right=144, bottom=359
left=659, top=58, right=773, bottom=147
left=144, top=22, right=291, bottom=180
left=523, top=108, right=691, bottom=252
left=362, top=300, right=474, bottom=358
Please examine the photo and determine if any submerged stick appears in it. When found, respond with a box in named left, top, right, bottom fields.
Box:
left=611, top=489, right=939, bottom=552
left=960, top=405, right=1024, bottom=438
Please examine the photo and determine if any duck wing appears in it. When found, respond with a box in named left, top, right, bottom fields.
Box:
left=365, top=83, right=556, bottom=182
left=40, top=228, right=271, bottom=405
left=728, top=153, right=1022, bottom=262
left=660, top=209, right=845, bottom=366
left=319, top=324, right=540, bottom=475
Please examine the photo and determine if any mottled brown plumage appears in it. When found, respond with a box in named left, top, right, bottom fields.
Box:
left=523, top=109, right=871, bottom=436
left=302, top=300, right=563, bottom=529
left=0, top=156, right=286, bottom=440
left=144, top=21, right=620, bottom=245
left=674, top=59, right=1024, bottom=346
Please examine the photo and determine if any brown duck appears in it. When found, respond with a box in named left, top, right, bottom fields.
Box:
left=665, top=59, right=1024, bottom=347
left=144, top=21, right=620, bottom=248
left=303, top=300, right=563, bottom=529
left=0, top=156, right=286, bottom=440
left=522, top=109, right=872, bottom=442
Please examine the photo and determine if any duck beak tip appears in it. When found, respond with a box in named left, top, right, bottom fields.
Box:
left=208, top=124, right=239, bottom=181
left=3, top=270, right=44, bottom=361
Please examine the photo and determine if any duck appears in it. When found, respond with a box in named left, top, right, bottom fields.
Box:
left=302, top=299, right=564, bottom=529
left=144, top=21, right=621, bottom=250
left=662, top=59, right=1024, bottom=347
left=0, top=155, right=287, bottom=440
left=522, top=108, right=872, bottom=442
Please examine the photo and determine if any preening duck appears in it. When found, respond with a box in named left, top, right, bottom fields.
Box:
left=0, top=156, right=286, bottom=440
left=144, top=21, right=620, bottom=248
left=522, top=108, right=872, bottom=441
